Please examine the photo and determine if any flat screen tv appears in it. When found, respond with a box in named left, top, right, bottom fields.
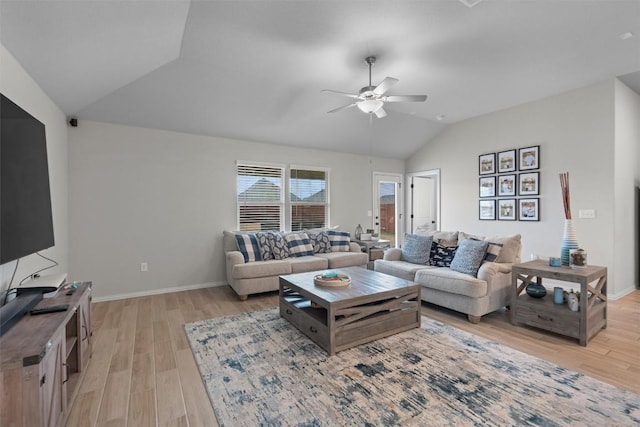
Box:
left=1, top=93, right=55, bottom=265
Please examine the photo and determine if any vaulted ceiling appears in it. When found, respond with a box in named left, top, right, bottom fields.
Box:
left=2, top=0, right=639, bottom=159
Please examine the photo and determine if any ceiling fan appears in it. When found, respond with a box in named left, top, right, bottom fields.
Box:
left=322, top=56, right=427, bottom=118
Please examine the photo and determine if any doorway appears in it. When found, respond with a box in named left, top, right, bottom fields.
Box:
left=372, top=173, right=402, bottom=247
left=407, top=169, right=440, bottom=235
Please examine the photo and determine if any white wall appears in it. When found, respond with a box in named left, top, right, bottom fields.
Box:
left=68, top=121, right=404, bottom=299
left=0, top=44, right=69, bottom=293
left=407, top=79, right=636, bottom=298
left=614, top=79, right=640, bottom=291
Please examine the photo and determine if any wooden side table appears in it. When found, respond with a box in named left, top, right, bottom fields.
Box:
left=510, top=260, right=607, bottom=346
left=352, top=239, right=391, bottom=269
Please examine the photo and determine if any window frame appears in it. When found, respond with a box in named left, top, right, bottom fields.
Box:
left=288, top=165, right=330, bottom=232
left=236, top=161, right=285, bottom=231
left=236, top=161, right=330, bottom=232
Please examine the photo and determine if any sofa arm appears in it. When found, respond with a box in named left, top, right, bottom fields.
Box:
left=349, top=242, right=363, bottom=253
left=478, top=261, right=514, bottom=282
left=225, top=251, right=245, bottom=284
left=383, top=248, right=402, bottom=261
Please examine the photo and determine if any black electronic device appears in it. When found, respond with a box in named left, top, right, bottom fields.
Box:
left=0, top=293, right=43, bottom=336
left=30, top=304, right=69, bottom=315
left=15, top=286, right=59, bottom=296
left=1, top=93, right=55, bottom=265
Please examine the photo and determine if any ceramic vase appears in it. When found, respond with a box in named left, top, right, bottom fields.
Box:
left=526, top=282, right=547, bottom=298
left=355, top=224, right=363, bottom=240
left=560, top=219, right=579, bottom=266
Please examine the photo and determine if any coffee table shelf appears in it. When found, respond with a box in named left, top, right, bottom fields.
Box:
left=279, top=267, right=420, bottom=355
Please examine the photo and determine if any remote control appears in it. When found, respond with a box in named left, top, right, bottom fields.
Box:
left=30, top=304, right=69, bottom=315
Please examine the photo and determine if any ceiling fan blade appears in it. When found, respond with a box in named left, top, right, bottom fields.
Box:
left=373, top=77, right=399, bottom=96
left=321, top=89, right=360, bottom=100
left=383, top=95, right=427, bottom=102
left=374, top=107, right=387, bottom=118
left=327, top=103, right=357, bottom=114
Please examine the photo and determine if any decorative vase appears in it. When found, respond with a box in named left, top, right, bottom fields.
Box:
left=525, top=282, right=547, bottom=298
left=355, top=224, right=363, bottom=240
left=560, top=219, right=579, bottom=266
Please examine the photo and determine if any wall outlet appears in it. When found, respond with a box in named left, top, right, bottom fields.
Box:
left=140, top=262, right=148, bottom=272
left=578, top=209, right=596, bottom=219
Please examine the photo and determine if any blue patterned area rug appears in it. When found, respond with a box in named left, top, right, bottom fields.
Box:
left=184, top=309, right=639, bottom=426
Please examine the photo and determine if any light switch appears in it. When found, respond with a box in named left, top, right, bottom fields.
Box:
left=579, top=209, right=596, bottom=219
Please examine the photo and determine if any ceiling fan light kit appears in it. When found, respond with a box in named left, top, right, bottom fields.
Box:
left=323, top=56, right=427, bottom=118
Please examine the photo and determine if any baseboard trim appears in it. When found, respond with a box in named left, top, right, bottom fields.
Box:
left=92, top=280, right=227, bottom=303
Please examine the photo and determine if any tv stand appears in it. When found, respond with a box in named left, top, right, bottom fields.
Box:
left=0, top=282, right=92, bottom=426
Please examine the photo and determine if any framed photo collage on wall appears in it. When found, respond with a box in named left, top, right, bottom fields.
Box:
left=478, top=145, right=540, bottom=221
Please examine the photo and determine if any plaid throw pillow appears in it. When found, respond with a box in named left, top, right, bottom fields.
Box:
left=284, top=232, right=315, bottom=257
left=234, top=233, right=261, bottom=262
left=327, top=230, right=350, bottom=252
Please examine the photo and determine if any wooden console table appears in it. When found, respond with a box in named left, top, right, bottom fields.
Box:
left=0, top=283, right=92, bottom=427
left=510, top=260, right=606, bottom=346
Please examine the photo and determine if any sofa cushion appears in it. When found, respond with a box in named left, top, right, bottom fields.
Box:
left=374, top=259, right=433, bottom=282
left=450, top=238, right=489, bottom=277
left=307, top=231, right=332, bottom=254
left=284, top=232, right=315, bottom=257
left=233, top=260, right=291, bottom=279
left=266, top=232, right=289, bottom=260
left=315, top=251, right=368, bottom=269
left=401, top=234, right=433, bottom=264
left=288, top=255, right=328, bottom=273
left=235, top=233, right=261, bottom=262
left=327, top=230, right=351, bottom=252
left=429, top=242, right=457, bottom=267
left=415, top=268, right=488, bottom=298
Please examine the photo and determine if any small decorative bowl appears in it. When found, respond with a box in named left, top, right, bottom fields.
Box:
left=314, top=273, right=351, bottom=288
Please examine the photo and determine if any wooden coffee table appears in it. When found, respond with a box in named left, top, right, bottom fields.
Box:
left=279, top=267, right=421, bottom=355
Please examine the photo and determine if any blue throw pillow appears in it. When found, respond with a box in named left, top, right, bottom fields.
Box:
left=401, top=234, right=433, bottom=265
left=307, top=231, right=332, bottom=254
left=429, top=242, right=457, bottom=267
left=450, top=238, right=489, bottom=277
left=235, top=233, right=261, bottom=262
left=265, top=232, right=289, bottom=260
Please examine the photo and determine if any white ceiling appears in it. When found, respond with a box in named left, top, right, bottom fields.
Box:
left=2, top=0, right=639, bottom=160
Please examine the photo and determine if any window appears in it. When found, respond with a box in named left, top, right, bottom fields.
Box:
left=290, top=167, right=328, bottom=231
left=236, top=163, right=329, bottom=231
left=237, top=163, right=284, bottom=231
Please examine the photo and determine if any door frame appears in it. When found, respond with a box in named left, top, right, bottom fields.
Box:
left=406, top=169, right=441, bottom=235
left=372, top=172, right=403, bottom=247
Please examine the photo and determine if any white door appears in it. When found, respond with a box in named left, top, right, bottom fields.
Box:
left=408, top=170, right=440, bottom=234
left=373, top=173, right=402, bottom=247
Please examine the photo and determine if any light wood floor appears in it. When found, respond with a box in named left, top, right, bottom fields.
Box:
left=66, top=286, right=640, bottom=427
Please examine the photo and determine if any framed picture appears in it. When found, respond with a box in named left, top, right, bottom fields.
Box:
left=497, top=174, right=516, bottom=197
left=479, top=153, right=496, bottom=175
left=497, top=149, right=516, bottom=173
left=498, top=199, right=517, bottom=221
left=519, top=198, right=540, bottom=221
left=519, top=172, right=540, bottom=196
left=479, top=176, right=496, bottom=198
left=519, top=145, right=540, bottom=170
left=479, top=200, right=496, bottom=220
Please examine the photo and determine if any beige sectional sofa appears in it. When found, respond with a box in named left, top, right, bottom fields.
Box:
left=224, top=230, right=368, bottom=300
left=375, top=231, right=521, bottom=323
